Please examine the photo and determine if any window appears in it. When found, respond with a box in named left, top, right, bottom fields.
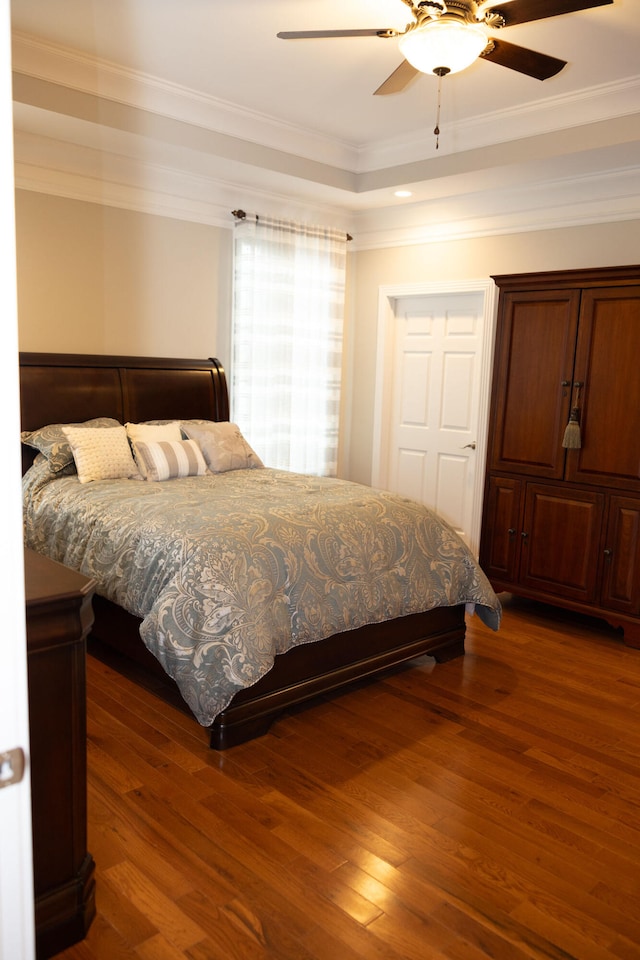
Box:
left=231, top=215, right=347, bottom=476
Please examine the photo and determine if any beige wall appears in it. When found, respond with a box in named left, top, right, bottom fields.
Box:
left=15, top=190, right=232, bottom=360
left=15, top=190, right=640, bottom=485
left=346, top=221, right=640, bottom=484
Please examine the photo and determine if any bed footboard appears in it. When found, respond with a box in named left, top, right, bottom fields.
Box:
left=88, top=596, right=465, bottom=749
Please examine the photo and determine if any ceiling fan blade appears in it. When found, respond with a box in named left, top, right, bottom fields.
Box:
left=481, top=38, right=566, bottom=79
left=483, top=0, right=613, bottom=29
left=374, top=59, right=420, bottom=95
left=277, top=29, right=397, bottom=40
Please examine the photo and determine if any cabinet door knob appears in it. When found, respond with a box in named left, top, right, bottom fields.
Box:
left=508, top=528, right=516, bottom=536
left=521, top=531, right=529, bottom=541
left=603, top=548, right=613, bottom=558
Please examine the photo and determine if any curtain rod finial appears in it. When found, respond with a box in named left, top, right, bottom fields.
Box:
left=232, top=209, right=246, bottom=220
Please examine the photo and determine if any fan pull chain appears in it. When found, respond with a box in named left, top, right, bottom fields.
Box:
left=433, top=66, right=449, bottom=150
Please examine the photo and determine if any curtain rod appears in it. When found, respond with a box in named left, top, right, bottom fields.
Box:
left=232, top=209, right=352, bottom=242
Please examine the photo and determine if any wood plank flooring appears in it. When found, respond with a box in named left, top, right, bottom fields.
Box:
left=54, top=594, right=640, bottom=960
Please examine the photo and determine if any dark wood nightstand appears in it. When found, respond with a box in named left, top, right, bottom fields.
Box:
left=24, top=549, right=96, bottom=959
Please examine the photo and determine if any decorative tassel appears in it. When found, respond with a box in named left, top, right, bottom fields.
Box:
left=562, top=382, right=582, bottom=449
left=562, top=408, right=581, bottom=448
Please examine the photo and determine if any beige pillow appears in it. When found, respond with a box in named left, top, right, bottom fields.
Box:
left=126, top=421, right=182, bottom=477
left=181, top=422, right=264, bottom=473
left=125, top=421, right=182, bottom=443
left=62, top=425, right=141, bottom=483
left=133, top=439, right=207, bottom=482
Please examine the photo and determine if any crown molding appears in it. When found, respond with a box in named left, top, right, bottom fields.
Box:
left=11, top=32, right=640, bottom=251
left=360, top=75, right=640, bottom=170
left=12, top=129, right=355, bottom=234
left=11, top=31, right=359, bottom=172
left=14, top=128, right=639, bottom=250
left=352, top=195, right=640, bottom=251
left=13, top=31, right=640, bottom=178
left=352, top=161, right=640, bottom=248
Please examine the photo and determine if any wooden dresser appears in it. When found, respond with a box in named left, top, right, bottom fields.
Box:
left=24, top=549, right=96, bottom=958
left=479, top=265, right=640, bottom=647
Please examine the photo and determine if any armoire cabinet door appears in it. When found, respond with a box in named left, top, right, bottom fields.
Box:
left=488, top=290, right=580, bottom=479
left=566, top=285, right=640, bottom=492
left=601, top=496, right=640, bottom=615
left=479, top=476, right=522, bottom=584
left=519, top=483, right=604, bottom=602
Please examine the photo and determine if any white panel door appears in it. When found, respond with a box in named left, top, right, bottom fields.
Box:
left=386, top=292, right=485, bottom=547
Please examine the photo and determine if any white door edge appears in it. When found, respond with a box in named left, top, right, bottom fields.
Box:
left=372, top=278, right=498, bottom=556
left=0, top=1, right=35, bottom=956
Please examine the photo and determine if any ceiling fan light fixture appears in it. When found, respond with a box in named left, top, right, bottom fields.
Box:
left=398, top=19, right=487, bottom=76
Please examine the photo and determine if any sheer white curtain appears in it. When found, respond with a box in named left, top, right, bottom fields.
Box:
left=232, top=215, right=347, bottom=476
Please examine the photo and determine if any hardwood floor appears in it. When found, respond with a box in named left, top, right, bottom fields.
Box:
left=53, top=594, right=640, bottom=960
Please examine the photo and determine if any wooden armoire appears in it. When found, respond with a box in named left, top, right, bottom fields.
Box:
left=479, top=265, right=640, bottom=648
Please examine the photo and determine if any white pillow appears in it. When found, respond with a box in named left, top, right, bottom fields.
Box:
left=126, top=421, right=182, bottom=477
left=181, top=422, right=264, bottom=473
left=133, top=439, right=207, bottom=482
left=62, top=426, right=141, bottom=483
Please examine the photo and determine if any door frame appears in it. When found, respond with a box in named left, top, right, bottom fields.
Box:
left=372, top=278, right=498, bottom=555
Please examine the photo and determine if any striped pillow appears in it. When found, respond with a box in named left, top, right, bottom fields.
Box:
left=126, top=421, right=183, bottom=478
left=133, top=439, right=207, bottom=482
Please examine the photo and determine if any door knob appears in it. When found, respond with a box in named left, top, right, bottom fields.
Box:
left=462, top=442, right=476, bottom=450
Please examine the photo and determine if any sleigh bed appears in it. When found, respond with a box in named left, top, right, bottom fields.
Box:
left=20, top=352, right=500, bottom=749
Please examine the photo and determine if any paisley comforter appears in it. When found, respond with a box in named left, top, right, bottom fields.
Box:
left=23, top=458, right=501, bottom=726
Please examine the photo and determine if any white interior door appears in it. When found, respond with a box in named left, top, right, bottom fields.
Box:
left=373, top=281, right=497, bottom=554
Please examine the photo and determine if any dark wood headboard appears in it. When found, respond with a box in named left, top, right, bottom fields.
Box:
left=19, top=353, right=229, bottom=473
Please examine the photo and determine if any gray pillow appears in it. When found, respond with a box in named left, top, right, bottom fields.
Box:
left=181, top=422, right=264, bottom=473
left=21, top=417, right=122, bottom=473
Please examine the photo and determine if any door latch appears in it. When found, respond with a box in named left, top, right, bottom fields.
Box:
left=0, top=748, right=26, bottom=788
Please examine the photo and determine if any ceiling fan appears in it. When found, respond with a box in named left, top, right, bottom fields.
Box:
left=277, top=0, right=614, bottom=93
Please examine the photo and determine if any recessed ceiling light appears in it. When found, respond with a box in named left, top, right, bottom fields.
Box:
left=394, top=190, right=412, bottom=198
